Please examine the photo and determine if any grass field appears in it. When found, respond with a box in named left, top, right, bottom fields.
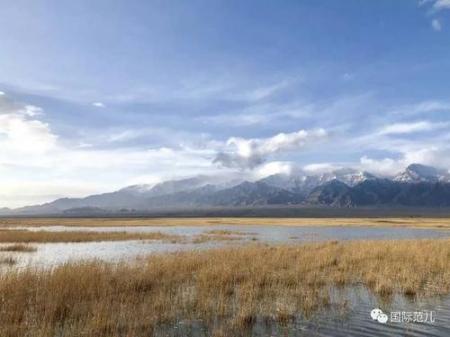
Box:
left=0, top=216, right=449, bottom=229
left=0, top=239, right=449, bottom=337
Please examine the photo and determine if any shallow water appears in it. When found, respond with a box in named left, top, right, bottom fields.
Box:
left=2, top=225, right=450, bottom=268
left=11, top=223, right=450, bottom=243
left=152, top=287, right=450, bottom=337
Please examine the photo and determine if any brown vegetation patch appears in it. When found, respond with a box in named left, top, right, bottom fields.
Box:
left=192, top=234, right=242, bottom=244
left=0, top=239, right=449, bottom=336
left=0, top=229, right=184, bottom=243
left=0, top=244, right=37, bottom=252
left=205, top=229, right=252, bottom=235
left=0, top=256, right=16, bottom=266
left=191, top=229, right=255, bottom=243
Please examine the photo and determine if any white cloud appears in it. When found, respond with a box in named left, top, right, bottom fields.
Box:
left=21, top=105, right=43, bottom=117
left=0, top=98, right=57, bottom=155
left=303, top=163, right=341, bottom=174
left=234, top=80, right=291, bottom=102
left=432, top=18, right=442, bottom=31
left=0, top=94, right=218, bottom=207
left=359, top=156, right=401, bottom=176
left=433, top=0, right=450, bottom=10
left=253, top=161, right=293, bottom=179
left=359, top=145, right=450, bottom=176
left=411, top=100, right=450, bottom=112
left=418, top=0, right=434, bottom=6
left=391, top=100, right=450, bottom=116
left=92, top=102, right=105, bottom=108
left=377, top=121, right=438, bottom=135
left=214, top=129, right=328, bottom=169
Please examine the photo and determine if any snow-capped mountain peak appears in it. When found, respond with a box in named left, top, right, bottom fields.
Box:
left=394, top=164, right=450, bottom=183
left=258, top=167, right=375, bottom=195
left=318, top=168, right=376, bottom=187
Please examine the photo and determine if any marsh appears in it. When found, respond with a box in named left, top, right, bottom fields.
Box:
left=0, top=217, right=449, bottom=336
left=1, top=238, right=449, bottom=337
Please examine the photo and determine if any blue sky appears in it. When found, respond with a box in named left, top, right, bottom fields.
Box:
left=1, top=0, right=450, bottom=207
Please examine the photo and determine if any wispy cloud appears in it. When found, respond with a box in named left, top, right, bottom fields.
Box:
left=433, top=0, right=450, bottom=10
left=389, top=100, right=450, bottom=116
left=377, top=121, right=438, bottom=135
left=230, top=80, right=293, bottom=102
left=199, top=101, right=312, bottom=127
left=418, top=1, right=449, bottom=32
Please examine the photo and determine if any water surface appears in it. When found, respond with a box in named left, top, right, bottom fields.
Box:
left=151, top=286, right=450, bottom=337
left=2, top=224, right=449, bottom=268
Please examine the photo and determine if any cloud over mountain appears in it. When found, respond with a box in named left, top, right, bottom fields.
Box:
left=213, top=129, right=328, bottom=169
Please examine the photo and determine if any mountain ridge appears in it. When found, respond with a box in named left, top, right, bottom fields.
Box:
left=3, top=163, right=450, bottom=215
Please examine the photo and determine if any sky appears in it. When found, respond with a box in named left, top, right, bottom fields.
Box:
left=1, top=0, right=450, bottom=207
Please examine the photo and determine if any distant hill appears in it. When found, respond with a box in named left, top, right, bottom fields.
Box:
left=4, top=163, right=450, bottom=215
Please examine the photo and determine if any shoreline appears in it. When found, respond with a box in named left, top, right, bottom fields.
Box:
left=1, top=217, right=449, bottom=229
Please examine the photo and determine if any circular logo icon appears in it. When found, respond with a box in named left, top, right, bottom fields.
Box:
left=370, top=308, right=388, bottom=324
left=371, top=308, right=383, bottom=320
left=377, top=313, right=388, bottom=324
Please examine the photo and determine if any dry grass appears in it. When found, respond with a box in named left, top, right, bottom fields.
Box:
left=0, top=229, right=183, bottom=243
left=0, top=228, right=254, bottom=245
left=191, top=229, right=254, bottom=243
left=0, top=256, right=16, bottom=266
left=0, top=239, right=449, bottom=336
left=192, top=234, right=242, bottom=244
left=205, top=229, right=250, bottom=235
left=0, top=244, right=37, bottom=252
left=1, top=216, right=449, bottom=229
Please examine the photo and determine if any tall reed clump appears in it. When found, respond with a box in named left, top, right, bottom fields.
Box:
left=0, top=239, right=449, bottom=337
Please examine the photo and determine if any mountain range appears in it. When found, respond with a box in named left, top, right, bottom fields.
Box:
left=2, top=163, right=450, bottom=215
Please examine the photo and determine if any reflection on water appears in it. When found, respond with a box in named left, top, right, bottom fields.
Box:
left=9, top=240, right=219, bottom=269
left=1, top=225, right=450, bottom=268
left=151, top=287, right=450, bottom=337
